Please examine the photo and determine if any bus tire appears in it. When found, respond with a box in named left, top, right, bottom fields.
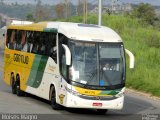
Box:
left=50, top=86, right=62, bottom=110
left=11, top=73, right=16, bottom=94
left=96, top=109, right=108, bottom=114
left=16, top=75, right=24, bottom=96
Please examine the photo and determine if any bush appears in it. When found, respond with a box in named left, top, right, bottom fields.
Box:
left=146, top=33, right=160, bottom=48
left=131, top=3, right=157, bottom=25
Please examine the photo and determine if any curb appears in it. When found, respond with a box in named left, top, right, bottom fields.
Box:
left=126, top=88, right=160, bottom=101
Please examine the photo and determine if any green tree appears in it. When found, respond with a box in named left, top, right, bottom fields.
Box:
left=77, top=0, right=83, bottom=16
left=55, top=3, right=65, bottom=18
left=26, top=13, right=34, bottom=21
left=132, top=3, right=156, bottom=25
left=34, top=0, right=50, bottom=21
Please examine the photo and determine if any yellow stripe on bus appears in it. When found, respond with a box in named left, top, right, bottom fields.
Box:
left=4, top=48, right=35, bottom=91
left=74, top=86, right=112, bottom=96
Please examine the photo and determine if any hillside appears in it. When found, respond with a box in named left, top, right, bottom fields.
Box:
left=56, top=14, right=160, bottom=96
left=2, top=0, right=160, bottom=6
left=1, top=1, right=160, bottom=20
left=0, top=2, right=55, bottom=19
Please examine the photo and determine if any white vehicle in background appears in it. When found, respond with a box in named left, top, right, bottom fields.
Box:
left=11, top=20, right=33, bottom=25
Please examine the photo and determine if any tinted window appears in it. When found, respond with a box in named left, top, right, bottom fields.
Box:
left=59, top=34, right=68, bottom=79
left=6, top=29, right=57, bottom=63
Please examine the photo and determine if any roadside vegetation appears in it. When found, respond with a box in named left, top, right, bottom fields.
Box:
left=54, top=4, right=160, bottom=96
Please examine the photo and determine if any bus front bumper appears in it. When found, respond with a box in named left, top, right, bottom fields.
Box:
left=65, top=92, right=124, bottom=110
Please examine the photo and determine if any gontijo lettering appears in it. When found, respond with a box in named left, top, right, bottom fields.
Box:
left=14, top=53, right=29, bottom=64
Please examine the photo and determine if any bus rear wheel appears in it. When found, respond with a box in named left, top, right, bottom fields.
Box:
left=16, top=75, right=24, bottom=96
left=51, top=86, right=62, bottom=110
left=11, top=74, right=16, bottom=94
left=96, top=109, right=108, bottom=114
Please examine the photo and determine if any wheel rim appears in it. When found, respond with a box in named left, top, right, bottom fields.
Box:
left=16, top=85, right=20, bottom=94
left=51, top=91, right=56, bottom=106
left=11, top=74, right=16, bottom=93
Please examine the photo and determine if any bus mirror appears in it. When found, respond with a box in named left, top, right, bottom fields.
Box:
left=62, top=44, right=71, bottom=66
left=125, top=49, right=135, bottom=69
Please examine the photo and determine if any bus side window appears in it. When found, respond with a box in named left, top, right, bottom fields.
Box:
left=8, top=30, right=15, bottom=49
left=38, top=32, right=46, bottom=55
left=43, top=33, right=57, bottom=63
left=25, top=31, right=31, bottom=52
left=27, top=31, right=34, bottom=53
left=6, top=29, right=12, bottom=49
left=49, top=33, right=57, bottom=63
left=21, top=31, right=27, bottom=52
left=59, top=34, right=68, bottom=79
left=31, top=32, right=39, bottom=54
left=15, top=30, right=23, bottom=51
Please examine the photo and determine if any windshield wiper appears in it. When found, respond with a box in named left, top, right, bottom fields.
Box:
left=85, top=70, right=97, bottom=86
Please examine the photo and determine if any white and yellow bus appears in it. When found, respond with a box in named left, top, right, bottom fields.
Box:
left=4, top=22, right=129, bottom=114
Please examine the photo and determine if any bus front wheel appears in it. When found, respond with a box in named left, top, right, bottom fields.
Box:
left=51, top=86, right=62, bottom=110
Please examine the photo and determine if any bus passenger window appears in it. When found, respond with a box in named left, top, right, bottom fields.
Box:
left=59, top=35, right=68, bottom=79
left=38, top=33, right=46, bottom=55
left=32, top=43, right=38, bottom=53
left=38, top=42, right=46, bottom=55
left=15, top=30, right=23, bottom=51
left=46, top=33, right=57, bottom=63
left=6, top=30, right=11, bottom=48
left=50, top=46, right=57, bottom=63
left=8, top=30, right=15, bottom=49
left=59, top=44, right=67, bottom=79
left=21, top=31, right=27, bottom=52
left=31, top=32, right=39, bottom=54
left=26, top=31, right=34, bottom=53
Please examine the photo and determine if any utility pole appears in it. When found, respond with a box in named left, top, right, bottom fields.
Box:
left=64, top=0, right=69, bottom=19
left=83, top=0, right=87, bottom=24
left=85, top=0, right=88, bottom=23
left=98, top=0, right=102, bottom=26
left=111, top=0, right=113, bottom=13
left=78, top=0, right=80, bottom=15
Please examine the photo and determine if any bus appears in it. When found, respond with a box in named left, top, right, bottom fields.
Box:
left=4, top=22, right=132, bottom=114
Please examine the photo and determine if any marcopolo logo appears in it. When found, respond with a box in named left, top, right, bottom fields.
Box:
left=14, top=53, right=29, bottom=64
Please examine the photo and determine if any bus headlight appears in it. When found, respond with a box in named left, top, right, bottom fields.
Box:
left=65, top=86, right=81, bottom=96
left=115, top=92, right=124, bottom=98
left=70, top=90, right=81, bottom=96
left=115, top=88, right=125, bottom=98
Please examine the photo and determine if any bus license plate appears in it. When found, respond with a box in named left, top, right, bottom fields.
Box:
left=92, top=103, right=102, bottom=107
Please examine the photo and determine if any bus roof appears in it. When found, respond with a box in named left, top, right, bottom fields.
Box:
left=7, top=22, right=122, bottom=43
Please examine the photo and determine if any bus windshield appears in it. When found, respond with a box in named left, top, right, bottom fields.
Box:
left=68, top=41, right=125, bottom=87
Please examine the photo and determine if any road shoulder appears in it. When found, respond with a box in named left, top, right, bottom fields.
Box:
left=126, top=88, right=160, bottom=101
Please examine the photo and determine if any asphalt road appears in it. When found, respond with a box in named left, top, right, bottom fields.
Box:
left=0, top=49, right=160, bottom=120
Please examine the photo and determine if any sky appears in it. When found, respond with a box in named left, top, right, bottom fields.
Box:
left=119, top=0, right=160, bottom=6
left=2, top=0, right=160, bottom=6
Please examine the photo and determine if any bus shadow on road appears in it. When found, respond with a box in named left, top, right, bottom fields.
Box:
left=22, top=91, right=154, bottom=116
left=22, top=93, right=109, bottom=115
